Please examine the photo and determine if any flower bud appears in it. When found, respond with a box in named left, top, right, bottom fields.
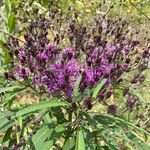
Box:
left=83, top=97, right=93, bottom=109
left=105, top=91, right=112, bottom=99
left=123, top=88, right=129, bottom=96
left=125, top=58, right=130, bottom=64
left=107, top=104, right=117, bottom=114
left=71, top=102, right=77, bottom=110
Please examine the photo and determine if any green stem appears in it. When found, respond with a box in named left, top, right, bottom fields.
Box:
left=65, top=111, right=73, bottom=139
left=0, top=29, right=25, bottom=44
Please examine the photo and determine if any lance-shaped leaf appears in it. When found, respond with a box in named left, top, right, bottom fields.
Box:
left=16, top=99, right=67, bottom=117
left=75, top=128, right=85, bottom=150
left=92, top=79, right=107, bottom=99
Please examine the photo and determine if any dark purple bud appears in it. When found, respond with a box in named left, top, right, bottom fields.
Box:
left=99, top=92, right=105, bottom=101
left=130, top=79, right=138, bottom=84
left=81, top=27, right=86, bottom=34
left=4, top=72, right=16, bottom=80
left=39, top=40, right=45, bottom=47
left=117, top=78, right=123, bottom=83
left=17, top=67, right=27, bottom=78
left=100, top=39, right=107, bottom=48
left=80, top=82, right=87, bottom=92
left=123, top=88, right=129, bottom=96
left=139, top=76, right=145, bottom=82
left=71, top=102, right=77, bottom=110
left=54, top=34, right=60, bottom=45
left=69, top=35, right=74, bottom=44
left=135, top=56, right=141, bottom=63
left=142, top=50, right=149, bottom=58
left=125, top=58, right=130, bottom=64
left=69, top=21, right=75, bottom=31
left=105, top=91, right=112, bottom=99
left=84, top=97, right=93, bottom=109
left=107, top=104, right=117, bottom=114
left=86, top=60, right=92, bottom=67
left=131, top=40, right=140, bottom=47
left=123, top=64, right=130, bottom=72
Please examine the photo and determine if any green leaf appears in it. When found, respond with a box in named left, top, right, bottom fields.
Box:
left=2, top=126, right=12, bottom=146
left=4, top=0, right=11, bottom=17
left=31, top=125, right=53, bottom=150
left=0, top=86, right=21, bottom=94
left=73, top=75, right=82, bottom=97
left=92, top=79, right=107, bottom=99
left=83, top=127, right=97, bottom=150
left=8, top=13, right=16, bottom=33
left=0, top=39, right=6, bottom=48
left=39, top=123, right=67, bottom=150
left=75, top=0, right=84, bottom=12
left=0, top=111, right=14, bottom=119
left=0, top=118, right=13, bottom=132
left=98, top=128, right=121, bottom=150
left=93, top=114, right=150, bottom=136
left=63, top=136, right=75, bottom=150
left=125, top=132, right=150, bottom=150
left=16, top=99, right=67, bottom=117
left=75, top=128, right=85, bottom=150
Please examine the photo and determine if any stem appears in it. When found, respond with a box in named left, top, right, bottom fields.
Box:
left=0, top=29, right=25, bottom=44
left=68, top=110, right=72, bottom=122
left=65, top=111, right=73, bottom=139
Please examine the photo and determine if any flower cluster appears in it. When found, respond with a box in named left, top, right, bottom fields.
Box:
left=6, top=15, right=149, bottom=108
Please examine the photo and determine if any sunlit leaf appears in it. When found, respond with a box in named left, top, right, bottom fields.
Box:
left=75, top=128, right=85, bottom=150
left=16, top=99, right=67, bottom=117
left=92, top=79, right=107, bottom=99
left=8, top=13, right=16, bottom=33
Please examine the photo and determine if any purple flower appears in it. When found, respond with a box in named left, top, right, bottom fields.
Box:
left=32, top=75, right=40, bottom=84
left=65, top=86, right=73, bottom=98
left=18, top=49, right=26, bottom=63
left=99, top=54, right=108, bottom=65
left=63, top=48, right=74, bottom=60
left=45, top=63, right=65, bottom=92
left=106, top=44, right=116, bottom=56
left=99, top=65, right=113, bottom=75
left=47, top=44, right=55, bottom=51
left=16, top=66, right=27, bottom=78
left=65, top=59, right=80, bottom=86
left=37, top=51, right=48, bottom=62
left=85, top=68, right=95, bottom=86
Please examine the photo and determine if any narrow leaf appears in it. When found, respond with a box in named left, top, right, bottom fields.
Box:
left=75, top=128, right=85, bottom=150
left=8, top=13, right=16, bottom=33
left=92, top=79, right=107, bottom=99
left=16, top=99, right=67, bottom=117
left=31, top=125, right=53, bottom=150
left=63, top=136, right=75, bottom=150
left=0, top=86, right=21, bottom=94
left=2, top=126, right=12, bottom=145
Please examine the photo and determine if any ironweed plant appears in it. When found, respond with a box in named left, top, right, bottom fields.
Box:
left=0, top=11, right=150, bottom=150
